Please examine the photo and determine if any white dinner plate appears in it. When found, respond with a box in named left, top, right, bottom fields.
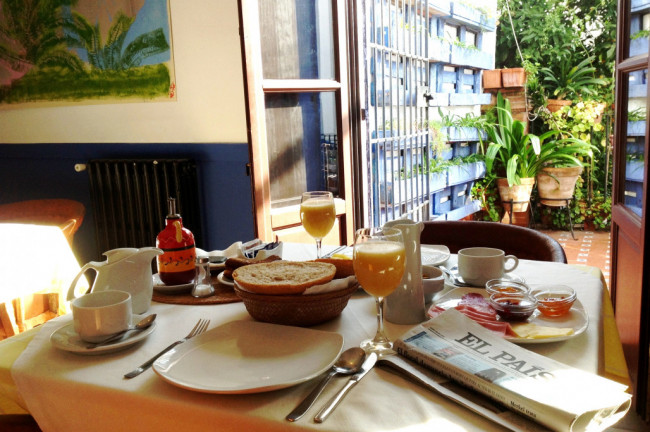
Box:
left=50, top=314, right=157, bottom=355
left=216, top=271, right=234, bottom=287
left=434, top=287, right=588, bottom=344
left=153, top=321, right=344, bottom=394
left=421, top=244, right=451, bottom=266
left=152, top=273, right=194, bottom=294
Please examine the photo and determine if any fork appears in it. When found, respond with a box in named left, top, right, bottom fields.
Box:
left=123, top=318, right=210, bottom=379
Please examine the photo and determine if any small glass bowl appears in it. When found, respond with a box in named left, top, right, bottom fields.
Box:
left=532, top=285, right=577, bottom=317
left=485, top=279, right=530, bottom=298
left=488, top=293, right=538, bottom=322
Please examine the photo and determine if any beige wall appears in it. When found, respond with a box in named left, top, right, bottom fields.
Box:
left=0, top=0, right=247, bottom=144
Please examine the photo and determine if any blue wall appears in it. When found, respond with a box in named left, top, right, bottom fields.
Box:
left=0, top=143, right=255, bottom=264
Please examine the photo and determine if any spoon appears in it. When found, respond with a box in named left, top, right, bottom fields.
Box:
left=285, top=347, right=366, bottom=422
left=86, top=314, right=157, bottom=349
left=438, top=265, right=470, bottom=287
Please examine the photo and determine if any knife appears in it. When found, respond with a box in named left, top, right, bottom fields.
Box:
left=313, top=351, right=378, bottom=423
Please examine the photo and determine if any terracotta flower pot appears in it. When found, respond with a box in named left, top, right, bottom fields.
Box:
left=536, top=166, right=583, bottom=207
left=501, top=68, right=526, bottom=88
left=547, top=99, right=572, bottom=113
left=482, top=69, right=502, bottom=89
left=497, top=177, right=535, bottom=212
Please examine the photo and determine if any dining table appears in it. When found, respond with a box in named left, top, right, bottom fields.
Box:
left=0, top=242, right=630, bottom=432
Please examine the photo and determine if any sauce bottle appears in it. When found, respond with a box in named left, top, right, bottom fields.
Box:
left=156, top=198, right=196, bottom=285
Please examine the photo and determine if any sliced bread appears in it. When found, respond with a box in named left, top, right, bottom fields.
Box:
left=233, top=261, right=336, bottom=295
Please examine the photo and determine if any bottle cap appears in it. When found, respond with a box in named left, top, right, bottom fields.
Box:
left=166, top=197, right=180, bottom=218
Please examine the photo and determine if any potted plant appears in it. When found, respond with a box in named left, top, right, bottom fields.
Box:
left=483, top=93, right=593, bottom=213
left=536, top=102, right=599, bottom=206
left=539, top=55, right=607, bottom=112
left=483, top=93, right=539, bottom=212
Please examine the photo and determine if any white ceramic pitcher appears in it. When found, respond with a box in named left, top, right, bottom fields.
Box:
left=383, top=218, right=426, bottom=324
left=67, top=247, right=163, bottom=314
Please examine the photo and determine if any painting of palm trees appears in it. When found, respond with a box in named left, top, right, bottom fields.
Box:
left=0, top=0, right=175, bottom=105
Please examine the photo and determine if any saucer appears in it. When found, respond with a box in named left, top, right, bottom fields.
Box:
left=50, top=314, right=157, bottom=355
left=217, top=271, right=234, bottom=287
left=153, top=273, right=194, bottom=294
left=449, top=272, right=526, bottom=288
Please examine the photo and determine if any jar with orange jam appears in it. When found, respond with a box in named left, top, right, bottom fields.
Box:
left=485, top=279, right=530, bottom=298
left=532, top=285, right=577, bottom=317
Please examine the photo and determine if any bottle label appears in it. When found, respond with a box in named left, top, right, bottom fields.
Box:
left=157, top=244, right=196, bottom=274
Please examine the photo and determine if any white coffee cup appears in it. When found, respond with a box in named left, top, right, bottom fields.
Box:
left=72, top=290, right=132, bottom=342
left=457, top=247, right=519, bottom=287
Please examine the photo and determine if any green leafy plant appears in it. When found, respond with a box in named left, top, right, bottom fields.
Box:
left=628, top=107, right=646, bottom=122
left=539, top=55, right=607, bottom=100
left=544, top=100, right=607, bottom=142
left=631, top=29, right=650, bottom=40
left=471, top=177, right=501, bottom=222
left=483, top=93, right=595, bottom=186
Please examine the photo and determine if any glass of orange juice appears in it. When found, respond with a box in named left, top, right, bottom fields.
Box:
left=300, top=191, right=336, bottom=258
left=353, top=227, right=405, bottom=353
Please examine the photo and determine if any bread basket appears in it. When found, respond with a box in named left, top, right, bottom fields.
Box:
left=234, top=282, right=358, bottom=327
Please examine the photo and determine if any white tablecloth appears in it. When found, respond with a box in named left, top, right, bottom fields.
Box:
left=10, top=244, right=608, bottom=432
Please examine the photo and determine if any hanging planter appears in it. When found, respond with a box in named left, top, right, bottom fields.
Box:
left=547, top=99, right=572, bottom=113
left=501, top=68, right=526, bottom=88
left=482, top=69, right=502, bottom=89
left=536, top=166, right=583, bottom=207
left=497, top=177, right=535, bottom=212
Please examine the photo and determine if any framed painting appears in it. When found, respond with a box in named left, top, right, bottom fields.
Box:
left=0, top=0, right=175, bottom=107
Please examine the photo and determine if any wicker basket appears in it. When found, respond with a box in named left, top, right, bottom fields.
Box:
left=234, top=282, right=358, bottom=327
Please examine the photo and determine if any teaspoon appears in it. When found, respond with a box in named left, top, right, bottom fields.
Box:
left=286, top=347, right=366, bottom=422
left=86, top=314, right=157, bottom=349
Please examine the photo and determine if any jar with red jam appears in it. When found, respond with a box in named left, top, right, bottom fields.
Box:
left=532, top=285, right=577, bottom=317
left=488, top=293, right=538, bottom=322
left=156, top=198, right=196, bottom=285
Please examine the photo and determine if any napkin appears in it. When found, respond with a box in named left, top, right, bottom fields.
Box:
left=303, top=275, right=357, bottom=295
left=196, top=241, right=283, bottom=261
left=195, top=241, right=245, bottom=259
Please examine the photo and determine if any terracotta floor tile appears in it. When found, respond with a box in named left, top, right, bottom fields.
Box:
left=541, top=229, right=611, bottom=287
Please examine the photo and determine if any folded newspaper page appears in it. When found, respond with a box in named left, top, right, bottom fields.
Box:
left=379, top=355, right=552, bottom=432
left=394, top=309, right=631, bottom=432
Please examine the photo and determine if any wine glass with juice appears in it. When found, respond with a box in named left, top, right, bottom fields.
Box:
left=353, top=227, right=405, bottom=354
left=300, top=191, right=336, bottom=258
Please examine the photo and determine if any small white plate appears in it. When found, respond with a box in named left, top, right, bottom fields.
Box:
left=50, top=314, right=157, bottom=355
left=153, top=273, right=194, bottom=294
left=421, top=245, right=451, bottom=266
left=434, top=287, right=588, bottom=344
left=216, top=271, right=234, bottom=287
left=153, top=321, right=344, bottom=394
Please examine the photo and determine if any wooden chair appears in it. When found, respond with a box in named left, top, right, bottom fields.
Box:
left=421, top=220, right=567, bottom=263
left=0, top=414, right=42, bottom=432
left=0, top=199, right=85, bottom=243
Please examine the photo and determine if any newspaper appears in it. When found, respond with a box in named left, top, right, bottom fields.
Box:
left=393, top=309, right=631, bottom=432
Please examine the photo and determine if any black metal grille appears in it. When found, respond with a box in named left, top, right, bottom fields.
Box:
left=88, top=159, right=202, bottom=257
